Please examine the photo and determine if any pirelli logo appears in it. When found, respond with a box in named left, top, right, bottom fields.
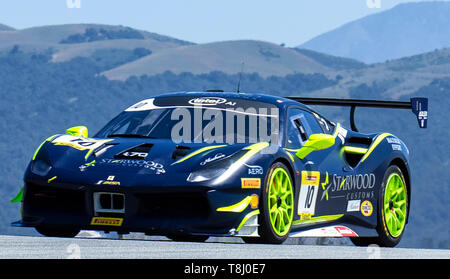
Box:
left=241, top=178, right=261, bottom=189
left=90, top=217, right=123, bottom=227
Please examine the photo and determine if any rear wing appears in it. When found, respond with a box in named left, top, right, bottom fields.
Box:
left=286, top=97, right=428, bottom=132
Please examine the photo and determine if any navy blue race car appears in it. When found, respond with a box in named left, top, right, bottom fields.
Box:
left=11, top=92, right=428, bottom=247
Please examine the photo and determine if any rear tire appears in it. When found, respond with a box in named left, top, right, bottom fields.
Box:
left=351, top=165, right=408, bottom=247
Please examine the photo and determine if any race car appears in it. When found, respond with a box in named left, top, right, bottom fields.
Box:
left=11, top=91, right=428, bottom=247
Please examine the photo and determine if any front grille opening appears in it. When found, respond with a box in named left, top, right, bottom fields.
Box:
left=113, top=194, right=124, bottom=209
left=94, top=192, right=125, bottom=215
left=137, top=192, right=209, bottom=219
left=100, top=194, right=112, bottom=208
left=25, top=183, right=85, bottom=213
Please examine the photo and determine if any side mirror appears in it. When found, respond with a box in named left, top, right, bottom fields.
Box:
left=296, top=133, right=335, bottom=159
left=66, top=126, right=88, bottom=138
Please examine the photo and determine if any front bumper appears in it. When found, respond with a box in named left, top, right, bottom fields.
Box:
left=17, top=179, right=259, bottom=236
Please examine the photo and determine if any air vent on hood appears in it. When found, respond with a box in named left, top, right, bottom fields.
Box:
left=114, top=143, right=153, bottom=159
left=172, top=145, right=191, bottom=160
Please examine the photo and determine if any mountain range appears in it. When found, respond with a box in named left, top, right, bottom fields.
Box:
left=299, top=1, right=450, bottom=63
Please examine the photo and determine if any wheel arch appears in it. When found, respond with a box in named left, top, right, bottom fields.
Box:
left=273, top=157, right=296, bottom=190
left=389, top=157, right=411, bottom=223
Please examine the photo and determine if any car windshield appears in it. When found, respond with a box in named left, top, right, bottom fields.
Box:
left=95, top=97, right=280, bottom=144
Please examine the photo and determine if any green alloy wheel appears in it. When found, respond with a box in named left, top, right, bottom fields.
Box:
left=351, top=165, right=408, bottom=247
left=267, top=167, right=294, bottom=237
left=244, top=162, right=294, bottom=244
left=383, top=172, right=408, bottom=238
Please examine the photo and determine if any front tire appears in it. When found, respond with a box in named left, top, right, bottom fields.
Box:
left=246, top=162, right=294, bottom=244
left=35, top=225, right=80, bottom=238
left=351, top=165, right=408, bottom=247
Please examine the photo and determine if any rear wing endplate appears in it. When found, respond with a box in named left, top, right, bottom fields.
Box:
left=286, top=97, right=428, bottom=132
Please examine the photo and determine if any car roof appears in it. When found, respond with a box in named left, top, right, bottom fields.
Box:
left=150, top=91, right=310, bottom=110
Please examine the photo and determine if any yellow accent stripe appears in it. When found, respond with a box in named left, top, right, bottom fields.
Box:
left=339, top=177, right=347, bottom=189
left=236, top=210, right=260, bottom=232
left=85, top=148, right=95, bottom=160
left=285, top=151, right=295, bottom=162
left=342, top=146, right=368, bottom=154
left=235, top=142, right=269, bottom=165
left=217, top=196, right=252, bottom=213
left=174, top=145, right=227, bottom=164
left=360, top=133, right=392, bottom=163
left=321, top=172, right=329, bottom=201
left=32, top=135, right=59, bottom=160
left=47, top=176, right=57, bottom=183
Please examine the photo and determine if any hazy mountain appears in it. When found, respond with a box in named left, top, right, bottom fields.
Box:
left=0, top=23, right=15, bottom=31
left=302, top=47, right=450, bottom=100
left=299, top=2, right=450, bottom=63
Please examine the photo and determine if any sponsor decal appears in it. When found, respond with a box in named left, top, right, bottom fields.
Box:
left=299, top=213, right=313, bottom=221
left=245, top=164, right=264, bottom=175
left=250, top=194, right=259, bottom=209
left=361, top=200, right=373, bottom=217
left=121, top=151, right=148, bottom=159
left=387, top=137, right=401, bottom=144
left=332, top=173, right=376, bottom=191
left=241, top=178, right=261, bottom=189
left=346, top=200, right=361, bottom=212
left=334, top=226, right=358, bottom=237
left=90, top=217, right=123, bottom=227
left=298, top=171, right=320, bottom=216
left=290, top=225, right=358, bottom=238
left=188, top=97, right=234, bottom=106
left=99, top=159, right=166, bottom=174
left=96, top=176, right=121, bottom=186
left=391, top=144, right=402, bottom=151
left=52, top=135, right=112, bottom=151
left=337, top=126, right=347, bottom=144
left=321, top=173, right=376, bottom=201
left=200, top=153, right=226, bottom=166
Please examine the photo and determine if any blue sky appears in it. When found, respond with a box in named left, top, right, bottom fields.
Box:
left=0, top=0, right=447, bottom=46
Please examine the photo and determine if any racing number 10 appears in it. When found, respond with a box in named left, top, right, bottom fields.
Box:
left=298, top=171, right=320, bottom=216
left=304, top=185, right=315, bottom=209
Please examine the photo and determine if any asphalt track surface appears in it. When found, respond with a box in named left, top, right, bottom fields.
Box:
left=0, top=235, right=449, bottom=259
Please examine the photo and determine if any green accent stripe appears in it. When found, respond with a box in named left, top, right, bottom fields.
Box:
left=10, top=187, right=23, bottom=203
left=236, top=210, right=260, bottom=232
left=293, top=214, right=344, bottom=225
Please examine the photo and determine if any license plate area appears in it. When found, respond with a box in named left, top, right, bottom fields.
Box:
left=93, top=192, right=125, bottom=215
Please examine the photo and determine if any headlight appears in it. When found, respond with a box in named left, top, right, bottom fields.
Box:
left=31, top=159, right=52, bottom=176
left=187, top=150, right=247, bottom=183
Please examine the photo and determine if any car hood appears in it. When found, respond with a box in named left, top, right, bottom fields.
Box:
left=31, top=134, right=249, bottom=187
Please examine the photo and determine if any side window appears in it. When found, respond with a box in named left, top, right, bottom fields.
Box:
left=286, top=108, right=325, bottom=149
left=312, top=112, right=334, bottom=134
left=286, top=109, right=308, bottom=148
left=302, top=111, right=324, bottom=135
